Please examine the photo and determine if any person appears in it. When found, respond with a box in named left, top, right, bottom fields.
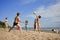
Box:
left=36, top=15, right=41, bottom=32
left=8, top=12, right=21, bottom=32
left=34, top=19, right=37, bottom=31
left=25, top=20, right=28, bottom=31
left=33, top=12, right=41, bottom=32
left=5, top=17, right=8, bottom=31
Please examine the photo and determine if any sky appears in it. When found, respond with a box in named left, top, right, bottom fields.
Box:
left=0, top=0, right=60, bottom=28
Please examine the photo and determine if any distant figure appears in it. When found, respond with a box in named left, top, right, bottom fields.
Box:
left=5, top=17, right=8, bottom=31
left=34, top=19, right=37, bottom=31
left=52, top=29, right=59, bottom=33
left=33, top=12, right=41, bottom=32
left=36, top=15, right=41, bottom=32
left=8, top=12, right=21, bottom=32
left=25, top=20, right=28, bottom=31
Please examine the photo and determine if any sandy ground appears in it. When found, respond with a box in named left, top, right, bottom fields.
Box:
left=0, top=28, right=60, bottom=40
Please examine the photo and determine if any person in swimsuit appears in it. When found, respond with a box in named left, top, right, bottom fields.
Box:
left=36, top=15, right=41, bottom=32
left=33, top=12, right=41, bottom=32
left=8, top=12, right=20, bottom=32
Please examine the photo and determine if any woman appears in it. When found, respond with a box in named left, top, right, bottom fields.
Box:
left=36, top=15, right=41, bottom=32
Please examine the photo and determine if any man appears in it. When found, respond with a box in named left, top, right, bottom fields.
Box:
left=8, top=12, right=20, bottom=32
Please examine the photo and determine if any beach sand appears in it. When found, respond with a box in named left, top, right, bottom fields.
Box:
left=0, top=28, right=60, bottom=40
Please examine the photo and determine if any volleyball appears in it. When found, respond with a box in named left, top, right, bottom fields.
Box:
left=33, top=11, right=37, bottom=16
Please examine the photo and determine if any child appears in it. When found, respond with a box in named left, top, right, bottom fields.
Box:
left=25, top=20, right=28, bottom=31
left=8, top=12, right=21, bottom=32
left=5, top=17, right=8, bottom=31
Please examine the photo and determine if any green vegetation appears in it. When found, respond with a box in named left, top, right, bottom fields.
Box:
left=0, top=21, right=10, bottom=28
left=0, top=21, right=5, bottom=28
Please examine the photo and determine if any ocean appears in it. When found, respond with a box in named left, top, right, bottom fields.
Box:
left=22, top=27, right=60, bottom=31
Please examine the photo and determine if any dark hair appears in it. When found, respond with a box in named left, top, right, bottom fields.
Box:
left=17, top=12, right=20, bottom=16
left=5, top=17, right=8, bottom=19
left=38, top=15, right=41, bottom=18
left=25, top=20, right=28, bottom=23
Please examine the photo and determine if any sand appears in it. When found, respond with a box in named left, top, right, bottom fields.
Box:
left=0, top=28, right=60, bottom=40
